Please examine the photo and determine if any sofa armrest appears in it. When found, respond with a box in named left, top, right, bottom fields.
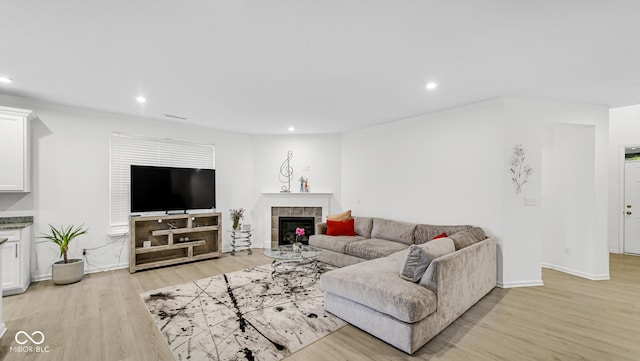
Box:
left=316, top=222, right=327, bottom=235
left=419, top=237, right=496, bottom=321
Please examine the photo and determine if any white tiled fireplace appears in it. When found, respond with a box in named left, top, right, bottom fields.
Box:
left=261, top=193, right=332, bottom=248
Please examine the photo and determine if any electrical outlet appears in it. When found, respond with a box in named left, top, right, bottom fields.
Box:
left=564, top=246, right=570, bottom=255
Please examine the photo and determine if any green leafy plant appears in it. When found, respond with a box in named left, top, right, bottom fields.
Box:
left=39, top=224, right=88, bottom=263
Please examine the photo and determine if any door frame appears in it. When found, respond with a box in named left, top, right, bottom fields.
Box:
left=619, top=144, right=640, bottom=253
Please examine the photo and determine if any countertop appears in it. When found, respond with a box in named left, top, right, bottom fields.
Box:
left=0, top=216, right=34, bottom=230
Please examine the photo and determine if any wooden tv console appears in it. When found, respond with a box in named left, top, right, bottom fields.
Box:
left=129, top=212, right=222, bottom=273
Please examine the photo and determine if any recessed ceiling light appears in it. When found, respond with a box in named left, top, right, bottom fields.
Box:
left=288, top=126, right=295, bottom=132
left=136, top=96, right=146, bottom=104
left=426, top=82, right=437, bottom=90
left=0, top=76, right=12, bottom=84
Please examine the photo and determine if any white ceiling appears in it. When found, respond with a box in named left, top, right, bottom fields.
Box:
left=1, top=1, right=639, bottom=134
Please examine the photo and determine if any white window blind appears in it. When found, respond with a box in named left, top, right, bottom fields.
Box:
left=109, top=133, right=215, bottom=234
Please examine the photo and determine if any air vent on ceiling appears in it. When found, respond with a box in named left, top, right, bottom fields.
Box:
left=164, top=113, right=187, bottom=120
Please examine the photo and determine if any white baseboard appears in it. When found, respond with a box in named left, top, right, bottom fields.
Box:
left=609, top=248, right=621, bottom=254
left=497, top=279, right=544, bottom=288
left=541, top=263, right=610, bottom=281
left=32, top=261, right=129, bottom=282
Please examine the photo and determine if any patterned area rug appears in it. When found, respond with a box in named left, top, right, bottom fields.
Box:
left=141, top=263, right=346, bottom=361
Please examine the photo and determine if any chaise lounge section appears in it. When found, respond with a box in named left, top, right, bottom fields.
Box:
left=314, top=217, right=496, bottom=354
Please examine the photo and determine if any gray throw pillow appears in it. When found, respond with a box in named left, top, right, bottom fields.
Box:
left=399, top=245, right=429, bottom=282
left=449, top=227, right=487, bottom=250
left=399, top=238, right=456, bottom=282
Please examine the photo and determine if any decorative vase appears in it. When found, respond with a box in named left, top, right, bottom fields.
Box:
left=52, top=259, right=84, bottom=285
left=291, top=242, right=301, bottom=253
left=232, top=219, right=240, bottom=231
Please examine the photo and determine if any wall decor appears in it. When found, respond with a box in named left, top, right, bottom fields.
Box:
left=510, top=144, right=533, bottom=194
left=279, top=150, right=293, bottom=192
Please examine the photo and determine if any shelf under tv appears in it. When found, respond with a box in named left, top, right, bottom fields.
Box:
left=129, top=212, right=222, bottom=273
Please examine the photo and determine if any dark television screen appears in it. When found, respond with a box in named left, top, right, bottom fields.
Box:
left=130, top=165, right=215, bottom=213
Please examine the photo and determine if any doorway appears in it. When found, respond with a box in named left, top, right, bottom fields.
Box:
left=624, top=158, right=640, bottom=254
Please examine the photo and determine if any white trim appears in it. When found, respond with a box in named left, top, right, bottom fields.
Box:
left=497, top=279, right=544, bottom=288
left=541, top=263, right=610, bottom=281
left=609, top=248, right=621, bottom=254
left=31, top=261, right=129, bottom=282
left=0, top=323, right=6, bottom=340
left=619, top=145, right=626, bottom=254
left=107, top=225, right=129, bottom=237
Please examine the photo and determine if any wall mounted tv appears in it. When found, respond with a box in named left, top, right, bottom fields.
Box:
left=130, top=165, right=215, bottom=213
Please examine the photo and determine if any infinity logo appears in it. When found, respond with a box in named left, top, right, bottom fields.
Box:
left=15, top=331, right=45, bottom=345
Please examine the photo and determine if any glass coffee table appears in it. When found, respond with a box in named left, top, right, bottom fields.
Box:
left=263, top=244, right=322, bottom=288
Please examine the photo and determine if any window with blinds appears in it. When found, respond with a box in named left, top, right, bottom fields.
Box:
left=109, top=133, right=215, bottom=234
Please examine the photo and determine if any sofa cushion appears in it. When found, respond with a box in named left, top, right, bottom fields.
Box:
left=354, top=217, right=374, bottom=238
left=413, top=224, right=472, bottom=244
left=309, top=234, right=366, bottom=253
left=399, top=238, right=456, bottom=282
left=399, top=245, right=429, bottom=282
left=320, top=256, right=437, bottom=323
left=344, top=238, right=409, bottom=260
left=315, top=222, right=327, bottom=235
left=326, top=218, right=356, bottom=236
left=327, top=210, right=352, bottom=221
left=449, top=227, right=487, bottom=250
left=370, top=218, right=417, bottom=245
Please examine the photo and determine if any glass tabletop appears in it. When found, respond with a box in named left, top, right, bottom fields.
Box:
left=263, top=244, right=322, bottom=261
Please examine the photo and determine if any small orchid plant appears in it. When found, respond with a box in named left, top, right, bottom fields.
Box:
left=293, top=227, right=305, bottom=244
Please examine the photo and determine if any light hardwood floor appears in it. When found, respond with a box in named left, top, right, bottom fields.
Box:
left=0, top=252, right=638, bottom=360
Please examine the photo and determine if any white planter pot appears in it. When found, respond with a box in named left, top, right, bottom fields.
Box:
left=52, top=259, right=84, bottom=285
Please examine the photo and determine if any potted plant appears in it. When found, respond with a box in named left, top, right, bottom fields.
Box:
left=40, top=224, right=88, bottom=285
left=230, top=208, right=245, bottom=231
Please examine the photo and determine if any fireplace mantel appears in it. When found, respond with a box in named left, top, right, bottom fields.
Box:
left=261, top=193, right=332, bottom=248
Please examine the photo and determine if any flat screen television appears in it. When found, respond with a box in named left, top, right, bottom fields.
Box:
left=130, top=165, right=215, bottom=213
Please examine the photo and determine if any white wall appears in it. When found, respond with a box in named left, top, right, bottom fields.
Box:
left=541, top=124, right=600, bottom=278
left=502, top=98, right=609, bottom=283
left=341, top=99, right=507, bottom=279
left=609, top=104, right=640, bottom=253
left=251, top=134, right=342, bottom=196
left=249, top=134, right=343, bottom=247
left=0, top=93, right=254, bottom=280
left=342, top=97, right=609, bottom=286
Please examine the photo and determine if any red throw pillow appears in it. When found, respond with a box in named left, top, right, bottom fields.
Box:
left=326, top=218, right=356, bottom=236
left=432, top=232, right=447, bottom=240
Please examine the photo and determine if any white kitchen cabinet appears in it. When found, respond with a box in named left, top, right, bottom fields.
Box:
left=0, top=106, right=34, bottom=192
left=1, top=241, right=19, bottom=291
left=0, top=227, right=31, bottom=296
